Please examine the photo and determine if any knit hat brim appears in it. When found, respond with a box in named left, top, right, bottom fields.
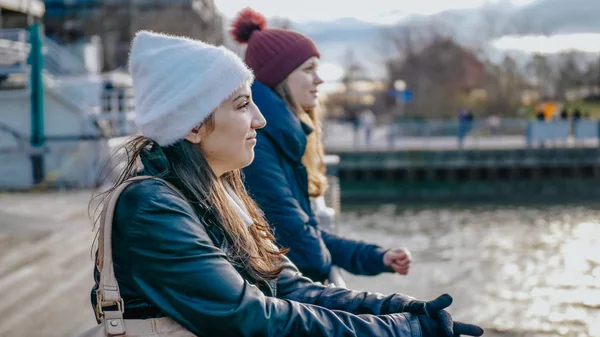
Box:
left=129, top=31, right=254, bottom=146
left=253, top=37, right=319, bottom=88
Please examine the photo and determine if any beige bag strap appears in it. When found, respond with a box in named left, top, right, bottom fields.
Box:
left=95, top=175, right=186, bottom=334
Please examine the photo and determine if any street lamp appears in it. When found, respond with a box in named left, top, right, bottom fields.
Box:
left=394, top=79, right=406, bottom=92
left=389, top=79, right=409, bottom=149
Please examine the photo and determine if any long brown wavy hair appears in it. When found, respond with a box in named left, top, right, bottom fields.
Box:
left=90, top=116, right=288, bottom=282
left=274, top=80, right=328, bottom=197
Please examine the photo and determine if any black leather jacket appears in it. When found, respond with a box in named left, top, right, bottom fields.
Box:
left=91, top=178, right=423, bottom=336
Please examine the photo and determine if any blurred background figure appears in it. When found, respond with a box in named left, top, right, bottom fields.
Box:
left=457, top=108, right=474, bottom=148
left=573, top=107, right=582, bottom=120
left=359, top=108, right=376, bottom=147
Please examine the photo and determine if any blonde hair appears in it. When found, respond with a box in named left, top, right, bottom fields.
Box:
left=274, top=80, right=328, bottom=197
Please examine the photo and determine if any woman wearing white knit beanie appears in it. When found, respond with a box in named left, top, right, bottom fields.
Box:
left=84, top=30, right=481, bottom=337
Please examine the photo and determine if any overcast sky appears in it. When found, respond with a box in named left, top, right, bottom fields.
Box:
left=215, top=0, right=537, bottom=24
left=216, top=0, right=600, bottom=84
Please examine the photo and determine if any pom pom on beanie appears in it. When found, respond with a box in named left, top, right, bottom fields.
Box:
left=231, top=8, right=267, bottom=44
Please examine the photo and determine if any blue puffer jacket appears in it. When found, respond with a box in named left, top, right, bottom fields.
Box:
left=243, top=81, right=391, bottom=282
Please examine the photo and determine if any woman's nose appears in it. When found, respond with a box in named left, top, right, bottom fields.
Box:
left=252, top=108, right=267, bottom=129
left=314, top=72, right=324, bottom=85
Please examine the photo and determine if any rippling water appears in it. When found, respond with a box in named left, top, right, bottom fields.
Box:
left=339, top=203, right=600, bottom=337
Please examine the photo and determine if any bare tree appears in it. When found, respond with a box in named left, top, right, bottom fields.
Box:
left=590, top=56, right=600, bottom=90
left=526, top=53, right=555, bottom=99
left=500, top=55, right=526, bottom=111
left=477, top=54, right=527, bottom=116
left=386, top=30, right=487, bottom=118
left=554, top=52, right=586, bottom=100
left=381, top=21, right=447, bottom=62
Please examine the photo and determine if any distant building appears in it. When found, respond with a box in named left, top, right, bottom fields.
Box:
left=323, top=60, right=386, bottom=120
left=41, top=0, right=224, bottom=71
left=0, top=0, right=45, bottom=28
left=387, top=38, right=485, bottom=118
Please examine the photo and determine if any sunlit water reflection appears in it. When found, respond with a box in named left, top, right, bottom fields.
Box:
left=340, top=203, right=600, bottom=337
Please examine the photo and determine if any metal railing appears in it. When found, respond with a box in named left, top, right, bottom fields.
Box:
left=324, top=118, right=600, bottom=151
left=92, top=87, right=137, bottom=137
left=0, top=29, right=30, bottom=76
left=0, top=30, right=87, bottom=77
left=0, top=121, right=29, bottom=153
left=0, top=28, right=100, bottom=114
left=391, top=118, right=528, bottom=137
left=42, top=36, right=88, bottom=76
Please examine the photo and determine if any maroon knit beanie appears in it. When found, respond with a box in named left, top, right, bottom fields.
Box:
left=231, top=8, right=320, bottom=88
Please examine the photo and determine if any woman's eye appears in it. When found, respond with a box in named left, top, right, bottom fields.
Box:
left=238, top=102, right=250, bottom=110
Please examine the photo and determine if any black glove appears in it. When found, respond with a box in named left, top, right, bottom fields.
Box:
left=401, top=294, right=454, bottom=335
left=418, top=315, right=484, bottom=337
left=402, top=293, right=453, bottom=317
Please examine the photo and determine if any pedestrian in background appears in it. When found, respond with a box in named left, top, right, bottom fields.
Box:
left=360, top=108, right=376, bottom=147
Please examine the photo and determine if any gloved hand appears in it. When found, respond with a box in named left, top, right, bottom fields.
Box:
left=418, top=315, right=484, bottom=337
left=401, top=294, right=476, bottom=337
left=401, top=293, right=453, bottom=317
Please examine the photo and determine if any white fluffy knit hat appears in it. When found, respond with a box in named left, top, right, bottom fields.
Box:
left=128, top=31, right=254, bottom=146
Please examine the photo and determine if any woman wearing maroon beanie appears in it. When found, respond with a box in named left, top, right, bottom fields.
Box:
left=227, top=9, right=483, bottom=337
left=225, top=9, right=484, bottom=337
left=232, top=7, right=413, bottom=285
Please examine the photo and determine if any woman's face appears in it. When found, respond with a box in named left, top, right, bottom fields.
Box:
left=286, top=56, right=324, bottom=110
left=185, top=82, right=266, bottom=177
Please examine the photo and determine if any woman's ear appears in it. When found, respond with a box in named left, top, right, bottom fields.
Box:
left=184, top=127, right=202, bottom=144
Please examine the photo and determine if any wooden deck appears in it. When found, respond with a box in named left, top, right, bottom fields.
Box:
left=0, top=190, right=97, bottom=337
